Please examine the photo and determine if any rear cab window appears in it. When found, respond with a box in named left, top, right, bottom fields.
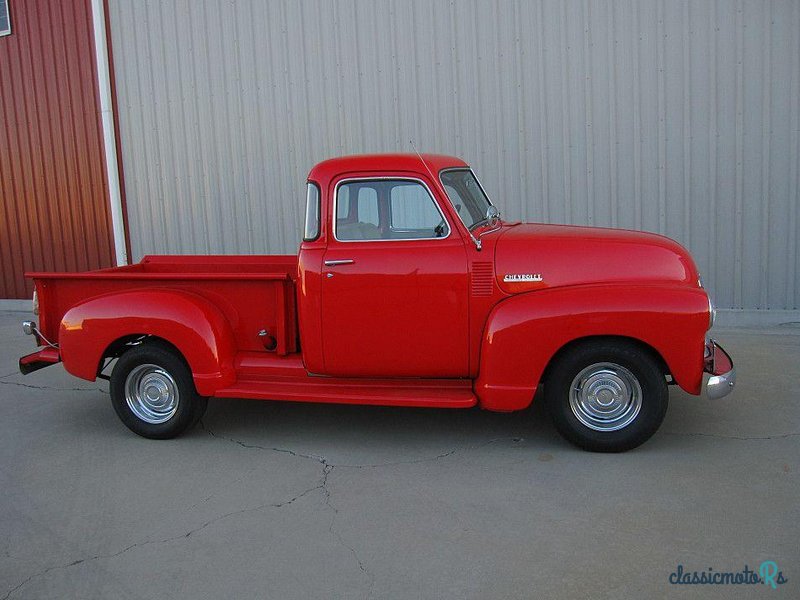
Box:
left=303, top=182, right=321, bottom=241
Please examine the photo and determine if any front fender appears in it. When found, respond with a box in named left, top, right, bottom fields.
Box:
left=59, top=289, right=236, bottom=396
left=475, top=284, right=710, bottom=411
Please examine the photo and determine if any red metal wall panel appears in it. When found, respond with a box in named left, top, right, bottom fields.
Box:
left=0, top=0, right=114, bottom=298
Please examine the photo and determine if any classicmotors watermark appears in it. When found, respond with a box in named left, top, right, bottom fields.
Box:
left=669, top=562, right=788, bottom=589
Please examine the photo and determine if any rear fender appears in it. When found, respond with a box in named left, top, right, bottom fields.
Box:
left=59, top=289, right=236, bottom=395
left=475, top=284, right=710, bottom=411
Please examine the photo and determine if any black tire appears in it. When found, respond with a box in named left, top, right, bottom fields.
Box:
left=110, top=341, right=208, bottom=439
left=545, top=340, right=668, bottom=452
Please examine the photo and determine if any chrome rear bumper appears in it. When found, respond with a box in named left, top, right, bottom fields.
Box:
left=704, top=339, right=736, bottom=400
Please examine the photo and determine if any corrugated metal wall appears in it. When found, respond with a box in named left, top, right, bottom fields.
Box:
left=108, top=0, right=800, bottom=310
left=0, top=0, right=115, bottom=298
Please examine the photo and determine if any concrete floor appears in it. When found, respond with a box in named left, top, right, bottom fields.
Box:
left=0, top=309, right=797, bottom=599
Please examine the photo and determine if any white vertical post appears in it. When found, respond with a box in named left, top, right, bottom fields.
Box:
left=90, top=0, right=128, bottom=266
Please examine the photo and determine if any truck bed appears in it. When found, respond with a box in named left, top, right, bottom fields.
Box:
left=29, top=255, right=299, bottom=355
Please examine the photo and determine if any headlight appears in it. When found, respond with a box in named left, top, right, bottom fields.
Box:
left=707, top=294, right=716, bottom=329
left=32, top=289, right=39, bottom=316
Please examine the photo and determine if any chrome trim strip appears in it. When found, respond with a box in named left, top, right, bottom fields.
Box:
left=332, top=176, right=452, bottom=243
left=707, top=293, right=717, bottom=329
left=324, top=259, right=355, bottom=266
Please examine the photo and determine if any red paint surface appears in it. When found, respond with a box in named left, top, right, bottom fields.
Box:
left=24, top=154, right=720, bottom=410
left=0, top=0, right=115, bottom=298
left=495, top=223, right=697, bottom=294
left=476, top=284, right=710, bottom=410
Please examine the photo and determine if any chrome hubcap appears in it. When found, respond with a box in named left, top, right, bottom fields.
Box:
left=124, top=364, right=179, bottom=424
left=569, top=362, right=642, bottom=432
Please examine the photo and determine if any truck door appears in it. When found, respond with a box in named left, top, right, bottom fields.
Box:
left=321, top=176, right=469, bottom=378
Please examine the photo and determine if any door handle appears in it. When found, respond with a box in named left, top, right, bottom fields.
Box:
left=324, top=259, right=355, bottom=266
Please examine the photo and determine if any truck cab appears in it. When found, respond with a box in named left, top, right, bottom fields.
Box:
left=299, top=154, right=478, bottom=379
left=20, top=153, right=735, bottom=451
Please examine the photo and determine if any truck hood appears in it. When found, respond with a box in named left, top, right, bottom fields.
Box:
left=494, top=223, right=700, bottom=294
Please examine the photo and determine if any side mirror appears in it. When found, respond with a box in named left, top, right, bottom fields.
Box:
left=470, top=205, right=502, bottom=252
left=485, top=205, right=500, bottom=226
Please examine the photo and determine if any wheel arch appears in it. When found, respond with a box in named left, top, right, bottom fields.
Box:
left=475, top=284, right=710, bottom=411
left=59, top=289, right=237, bottom=396
left=98, top=334, right=189, bottom=374
left=540, top=335, right=670, bottom=386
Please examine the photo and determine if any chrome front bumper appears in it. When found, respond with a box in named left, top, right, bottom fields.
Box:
left=704, top=339, right=736, bottom=399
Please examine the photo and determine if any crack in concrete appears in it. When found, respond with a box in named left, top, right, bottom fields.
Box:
left=198, top=419, right=331, bottom=463
left=1, top=421, right=526, bottom=600
left=0, top=479, right=323, bottom=600
left=200, top=420, right=381, bottom=598
left=0, top=380, right=98, bottom=393
left=186, top=471, right=253, bottom=512
left=1, top=566, right=62, bottom=600
left=197, top=419, right=523, bottom=469
left=662, top=431, right=800, bottom=441
left=321, top=463, right=375, bottom=599
left=197, top=421, right=526, bottom=599
left=2, top=420, right=336, bottom=599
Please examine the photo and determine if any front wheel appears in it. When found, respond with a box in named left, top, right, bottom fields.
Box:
left=545, top=340, right=668, bottom=452
left=110, top=342, right=207, bottom=439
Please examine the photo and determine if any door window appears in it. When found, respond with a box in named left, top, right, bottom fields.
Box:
left=335, top=179, right=449, bottom=241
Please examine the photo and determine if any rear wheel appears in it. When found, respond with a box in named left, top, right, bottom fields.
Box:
left=545, top=340, right=668, bottom=452
left=110, top=342, right=207, bottom=439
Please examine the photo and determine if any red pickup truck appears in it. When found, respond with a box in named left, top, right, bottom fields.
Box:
left=19, top=154, right=735, bottom=451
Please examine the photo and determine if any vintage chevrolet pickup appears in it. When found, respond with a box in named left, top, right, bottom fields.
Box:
left=19, top=153, right=735, bottom=451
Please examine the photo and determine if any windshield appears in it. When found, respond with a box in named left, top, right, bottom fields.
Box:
left=439, top=169, right=493, bottom=230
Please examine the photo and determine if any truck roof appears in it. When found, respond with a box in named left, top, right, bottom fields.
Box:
left=308, top=153, right=469, bottom=182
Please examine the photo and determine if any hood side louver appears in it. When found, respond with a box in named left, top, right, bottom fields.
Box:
left=471, top=262, right=494, bottom=297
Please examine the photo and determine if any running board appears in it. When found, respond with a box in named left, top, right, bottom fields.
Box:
left=213, top=377, right=477, bottom=408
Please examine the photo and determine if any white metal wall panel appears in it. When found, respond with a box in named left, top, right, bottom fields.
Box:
left=108, top=0, right=800, bottom=310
